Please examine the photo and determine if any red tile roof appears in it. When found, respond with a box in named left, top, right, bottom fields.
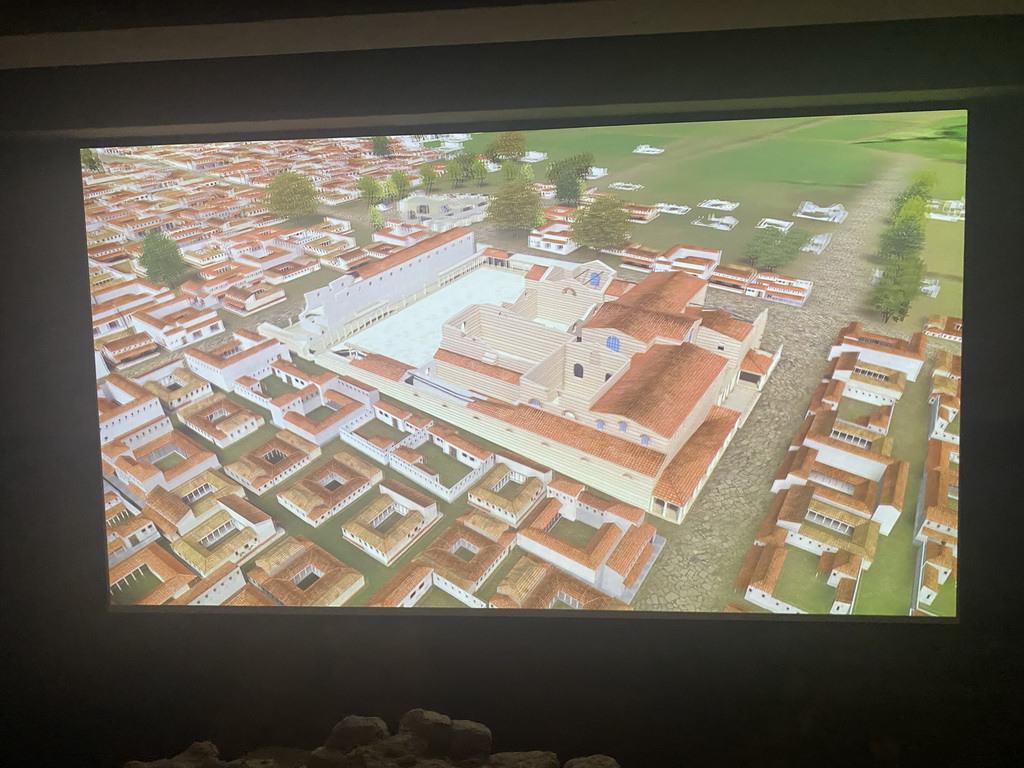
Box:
left=652, top=406, right=740, bottom=506
left=434, top=348, right=522, bottom=385
left=593, top=344, right=728, bottom=438
left=352, top=227, right=473, bottom=280
left=467, top=399, right=666, bottom=477
left=349, top=353, right=414, bottom=381
left=700, top=309, right=754, bottom=341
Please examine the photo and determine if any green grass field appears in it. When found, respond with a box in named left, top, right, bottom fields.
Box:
left=417, top=587, right=466, bottom=608
left=550, top=517, right=598, bottom=549
left=770, top=546, right=836, bottom=614
left=854, top=370, right=934, bottom=615
left=460, top=111, right=966, bottom=284
left=927, top=576, right=957, bottom=617
left=110, top=565, right=163, bottom=605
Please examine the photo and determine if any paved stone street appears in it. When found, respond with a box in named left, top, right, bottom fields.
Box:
left=632, top=157, right=918, bottom=612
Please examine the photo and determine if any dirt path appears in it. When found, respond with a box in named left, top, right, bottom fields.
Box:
left=631, top=155, right=916, bottom=613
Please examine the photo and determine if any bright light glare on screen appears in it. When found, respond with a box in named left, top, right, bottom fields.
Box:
left=85, top=110, right=964, bottom=615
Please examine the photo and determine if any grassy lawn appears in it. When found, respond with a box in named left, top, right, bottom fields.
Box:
left=110, top=565, right=163, bottom=605
left=474, top=546, right=530, bottom=603
left=176, top=393, right=280, bottom=464
left=153, top=452, right=187, bottom=472
left=771, top=546, right=836, bottom=614
left=355, top=419, right=407, bottom=443
left=417, top=586, right=467, bottom=608
left=240, top=433, right=468, bottom=604
left=306, top=405, right=337, bottom=423
left=550, top=517, right=598, bottom=549
left=460, top=114, right=965, bottom=283
left=279, top=267, right=339, bottom=302
left=854, top=370, right=934, bottom=615
left=416, top=440, right=472, bottom=487
left=837, top=397, right=884, bottom=424
left=258, top=375, right=299, bottom=399
left=927, top=577, right=958, bottom=617
left=496, top=479, right=527, bottom=502
left=867, top=168, right=964, bottom=333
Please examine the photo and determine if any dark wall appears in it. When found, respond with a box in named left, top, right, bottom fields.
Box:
left=2, top=17, right=1023, bottom=767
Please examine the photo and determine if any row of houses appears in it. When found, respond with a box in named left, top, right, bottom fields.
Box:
left=733, top=322, right=926, bottom=615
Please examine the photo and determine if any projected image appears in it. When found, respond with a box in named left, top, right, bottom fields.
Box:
left=86, top=111, right=964, bottom=614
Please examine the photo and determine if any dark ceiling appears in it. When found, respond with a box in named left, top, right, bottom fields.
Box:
left=0, top=0, right=586, bottom=36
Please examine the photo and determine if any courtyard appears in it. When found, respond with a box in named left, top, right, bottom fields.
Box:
left=343, top=267, right=525, bottom=366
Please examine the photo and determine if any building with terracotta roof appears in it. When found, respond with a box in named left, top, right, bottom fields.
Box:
left=652, top=244, right=722, bottom=278
left=97, top=373, right=166, bottom=444
left=412, top=522, right=517, bottom=606
left=924, top=314, right=963, bottom=343
left=134, top=363, right=213, bottom=411
left=105, top=489, right=160, bottom=565
left=297, top=227, right=480, bottom=348
left=515, top=496, right=663, bottom=601
left=184, top=330, right=291, bottom=390
left=528, top=219, right=580, bottom=255
left=929, top=352, right=961, bottom=445
left=248, top=536, right=365, bottom=607
left=277, top=453, right=381, bottom=527
left=489, top=554, right=631, bottom=611
left=98, top=330, right=161, bottom=368
left=829, top=322, right=927, bottom=382
left=340, top=479, right=441, bottom=565
left=166, top=563, right=255, bottom=606
left=178, top=393, right=265, bottom=448
left=367, top=563, right=437, bottom=608
left=109, top=542, right=197, bottom=606
left=468, top=463, right=547, bottom=528
left=221, top=282, right=287, bottom=316
left=224, top=432, right=321, bottom=494
left=733, top=543, right=796, bottom=613
left=105, top=427, right=221, bottom=498
left=169, top=494, right=279, bottom=577
left=129, top=294, right=223, bottom=351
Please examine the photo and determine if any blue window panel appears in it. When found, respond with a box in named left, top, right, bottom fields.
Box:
left=641, top=435, right=650, bottom=446
left=619, top=422, right=628, bottom=432
left=596, top=420, right=605, bottom=430
left=589, top=271, right=600, bottom=286
left=606, top=335, right=620, bottom=352
left=529, top=400, right=541, bottom=407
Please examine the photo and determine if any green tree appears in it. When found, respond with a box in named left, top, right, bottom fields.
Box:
left=80, top=148, right=103, bottom=172
left=878, top=213, right=925, bottom=262
left=470, top=158, right=488, bottom=188
left=743, top=227, right=785, bottom=268
left=420, top=164, right=440, bottom=193
left=502, top=161, right=523, bottom=182
left=371, top=135, right=393, bottom=157
left=486, top=180, right=545, bottom=232
left=486, top=131, right=527, bottom=162
left=369, top=205, right=387, bottom=231
left=265, top=172, right=319, bottom=219
left=389, top=170, right=412, bottom=199
left=356, top=175, right=384, bottom=205
left=547, top=153, right=594, bottom=206
left=139, top=230, right=187, bottom=287
left=380, top=179, right=398, bottom=203
left=571, top=195, right=631, bottom=251
left=446, top=152, right=475, bottom=189
left=870, top=274, right=905, bottom=323
left=554, top=175, right=586, bottom=207
left=890, top=174, right=936, bottom=218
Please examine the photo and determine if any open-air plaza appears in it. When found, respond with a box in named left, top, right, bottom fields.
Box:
left=87, top=110, right=964, bottom=614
